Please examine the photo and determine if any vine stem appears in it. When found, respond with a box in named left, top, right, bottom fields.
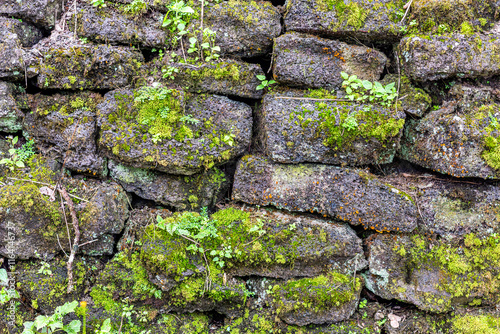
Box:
left=59, top=186, right=80, bottom=293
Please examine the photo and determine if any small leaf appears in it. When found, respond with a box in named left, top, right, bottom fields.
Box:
left=340, top=71, right=349, bottom=80
left=12, top=136, right=18, bottom=145
left=63, top=320, right=82, bottom=334
left=362, top=80, right=373, bottom=90
left=180, top=6, right=195, bottom=13
left=256, top=85, right=264, bottom=90
left=256, top=75, right=266, bottom=81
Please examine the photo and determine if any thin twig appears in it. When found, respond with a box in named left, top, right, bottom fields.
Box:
left=200, top=0, right=204, bottom=33
left=56, top=234, right=69, bottom=258
left=59, top=191, right=73, bottom=252
left=400, top=0, right=413, bottom=23
left=275, top=96, right=351, bottom=102
left=73, top=0, right=77, bottom=39
left=59, top=186, right=80, bottom=293
left=78, top=239, right=98, bottom=247
left=395, top=52, right=401, bottom=115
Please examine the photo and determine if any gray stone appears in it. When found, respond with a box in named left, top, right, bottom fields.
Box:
left=199, top=0, right=281, bottom=58
left=399, top=33, right=500, bottom=82
left=273, top=32, right=387, bottom=89
left=23, top=92, right=107, bottom=176
left=364, top=233, right=500, bottom=312
left=0, top=82, right=23, bottom=133
left=0, top=17, right=44, bottom=47
left=32, top=38, right=144, bottom=90
left=259, top=89, right=406, bottom=166
left=0, top=0, right=64, bottom=29
left=108, top=160, right=228, bottom=210
left=70, top=2, right=173, bottom=48
left=0, top=20, right=26, bottom=81
left=284, top=0, right=404, bottom=43
left=146, top=58, right=265, bottom=99
left=232, top=155, right=418, bottom=233
left=399, top=85, right=500, bottom=179
left=98, top=87, right=252, bottom=175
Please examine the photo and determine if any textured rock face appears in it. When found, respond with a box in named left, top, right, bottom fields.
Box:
left=399, top=33, right=500, bottom=82
left=259, top=89, right=406, bottom=165
left=273, top=32, right=387, bottom=89
left=0, top=0, right=64, bottom=29
left=365, top=233, right=500, bottom=313
left=70, top=3, right=172, bottom=47
left=284, top=0, right=404, bottom=43
left=0, top=17, right=44, bottom=47
left=383, top=173, right=500, bottom=241
left=108, top=160, right=228, bottom=210
left=24, top=92, right=107, bottom=176
left=202, top=0, right=281, bottom=58
left=0, top=82, right=23, bottom=133
left=0, top=157, right=129, bottom=259
left=147, top=59, right=265, bottom=99
left=98, top=88, right=252, bottom=175
left=399, top=85, right=500, bottom=179
left=232, top=155, right=418, bottom=233
left=0, top=20, right=27, bottom=81
left=33, top=39, right=144, bottom=90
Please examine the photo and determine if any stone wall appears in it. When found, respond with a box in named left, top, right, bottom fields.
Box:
left=0, top=0, right=500, bottom=333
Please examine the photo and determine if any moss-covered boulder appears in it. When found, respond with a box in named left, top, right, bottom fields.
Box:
left=270, top=273, right=363, bottom=326
left=399, top=85, right=500, bottom=179
left=0, top=81, right=23, bottom=132
left=382, top=172, right=500, bottom=241
left=259, top=89, right=405, bottom=166
left=0, top=156, right=129, bottom=259
left=108, top=159, right=228, bottom=210
left=0, top=0, right=64, bottom=29
left=98, top=87, right=252, bottom=175
left=407, top=0, right=497, bottom=36
left=16, top=256, right=103, bottom=314
left=199, top=0, right=281, bottom=58
left=233, top=155, right=418, bottom=233
left=380, top=75, right=431, bottom=117
left=154, top=313, right=210, bottom=334
left=272, top=32, right=387, bottom=89
left=24, top=92, right=107, bottom=176
left=450, top=311, right=500, bottom=334
left=69, top=2, right=172, bottom=48
left=399, top=33, right=500, bottom=82
left=364, top=233, right=500, bottom=312
left=33, top=38, right=143, bottom=90
left=147, top=58, right=265, bottom=99
left=284, top=0, right=405, bottom=43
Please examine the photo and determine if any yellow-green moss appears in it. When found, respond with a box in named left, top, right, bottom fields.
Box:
left=452, top=314, right=500, bottom=334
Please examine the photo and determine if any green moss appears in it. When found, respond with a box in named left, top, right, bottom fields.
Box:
left=186, top=62, right=240, bottom=82
left=317, top=0, right=367, bottom=29
left=271, top=272, right=361, bottom=314
left=460, top=21, right=475, bottom=34
left=398, top=233, right=500, bottom=307
left=452, top=314, right=500, bottom=334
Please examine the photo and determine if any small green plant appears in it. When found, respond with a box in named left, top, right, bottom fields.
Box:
left=340, top=72, right=397, bottom=107
left=38, top=262, right=53, bottom=276
left=0, top=269, right=19, bottom=305
left=79, top=37, right=89, bottom=44
left=162, top=1, right=194, bottom=32
left=358, top=298, right=367, bottom=309
left=90, top=0, right=106, bottom=8
left=489, top=112, right=499, bottom=129
left=179, top=114, right=200, bottom=124
left=0, top=136, right=35, bottom=171
left=256, top=75, right=276, bottom=90
left=22, top=301, right=81, bottom=334
left=124, top=0, right=147, bottom=14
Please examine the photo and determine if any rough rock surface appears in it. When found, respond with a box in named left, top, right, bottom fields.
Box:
left=380, top=75, right=431, bottom=117
left=24, top=92, right=107, bottom=176
left=0, top=0, right=64, bottom=29
left=273, top=32, right=387, bottom=89
left=259, top=89, right=406, bottom=165
left=364, top=233, right=500, bottom=313
left=98, top=88, right=252, bottom=175
left=147, top=58, right=265, bottom=99
left=108, top=160, right=228, bottom=210
left=0, top=157, right=129, bottom=259
left=383, top=173, right=500, bottom=241
left=0, top=82, right=23, bottom=132
left=70, top=3, right=172, bottom=48
left=201, top=0, right=281, bottom=58
left=270, top=273, right=363, bottom=326
left=32, top=38, right=144, bottom=90
left=225, top=206, right=367, bottom=278
left=399, top=33, right=500, bottom=82
left=284, top=0, right=404, bottom=43
left=399, top=84, right=500, bottom=179
left=232, top=155, right=418, bottom=233
left=16, top=257, right=103, bottom=314
left=0, top=17, right=44, bottom=47
left=0, top=19, right=28, bottom=81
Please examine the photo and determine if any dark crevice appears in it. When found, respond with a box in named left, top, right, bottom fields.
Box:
left=218, top=160, right=239, bottom=203
left=207, top=310, right=225, bottom=332
left=129, top=192, right=176, bottom=211
left=270, top=0, right=286, bottom=7
left=24, top=84, right=113, bottom=97
left=241, top=55, right=273, bottom=77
